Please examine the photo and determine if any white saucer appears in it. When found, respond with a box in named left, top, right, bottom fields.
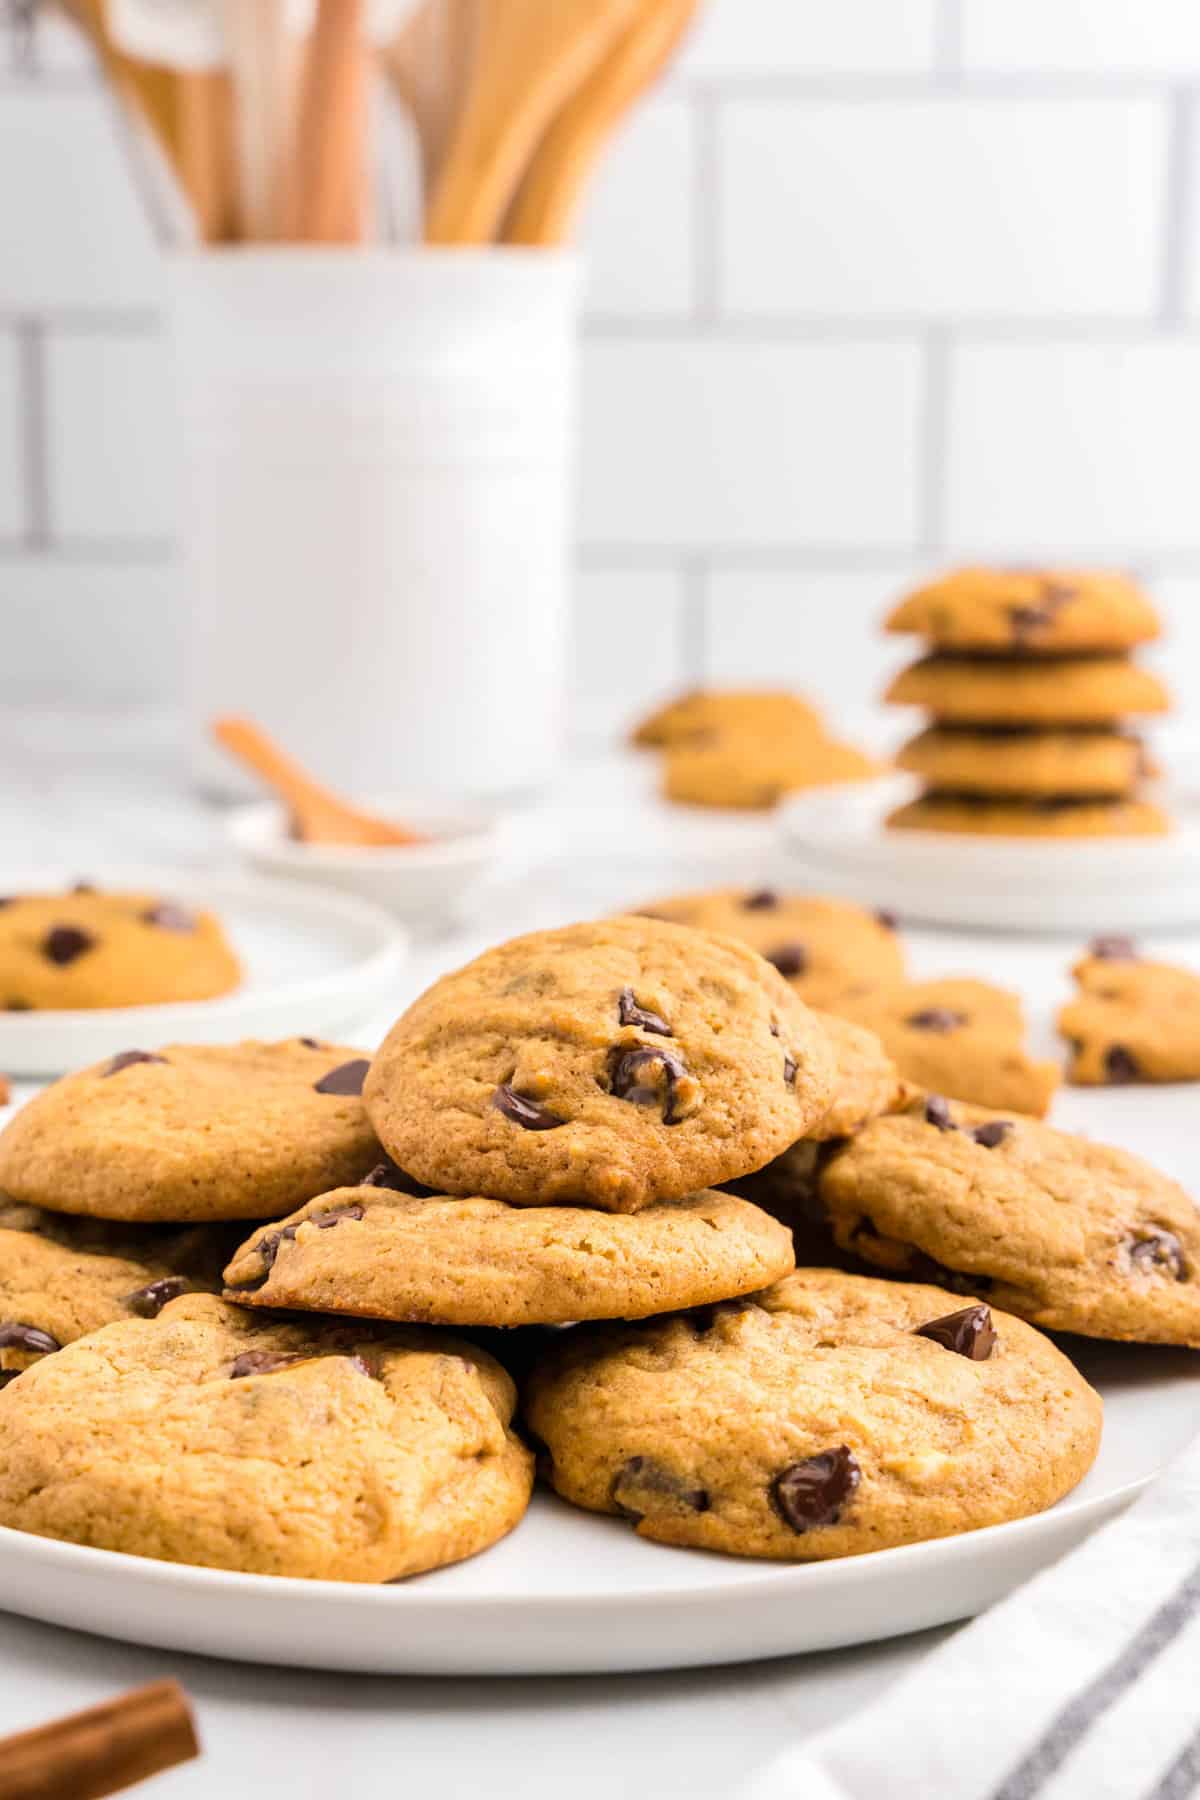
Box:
left=0, top=1336, right=1191, bottom=1675
left=0, top=871, right=409, bottom=1076
left=779, top=776, right=1200, bottom=934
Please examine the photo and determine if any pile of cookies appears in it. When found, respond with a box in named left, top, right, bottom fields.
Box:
left=0, top=903, right=1196, bottom=1583
left=883, top=567, right=1171, bottom=836
left=631, top=687, right=878, bottom=811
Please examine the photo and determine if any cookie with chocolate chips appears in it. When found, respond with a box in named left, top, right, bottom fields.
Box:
left=885, top=567, right=1161, bottom=656
left=630, top=889, right=905, bottom=1011
left=819, top=1097, right=1200, bottom=1345
left=1059, top=941, right=1200, bottom=1084
left=0, top=1040, right=381, bottom=1221
left=631, top=687, right=823, bottom=749
left=896, top=726, right=1155, bottom=799
left=224, top=1183, right=795, bottom=1327
left=0, top=1293, right=533, bottom=1579
left=0, top=887, right=240, bottom=1010
left=884, top=654, right=1170, bottom=726
left=525, top=1267, right=1100, bottom=1560
left=364, top=917, right=837, bottom=1213
left=886, top=793, right=1169, bottom=839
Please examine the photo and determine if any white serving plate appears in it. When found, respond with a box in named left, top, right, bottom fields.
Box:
left=0, top=871, right=409, bottom=1076
left=778, top=776, right=1200, bottom=934
left=0, top=1337, right=1193, bottom=1676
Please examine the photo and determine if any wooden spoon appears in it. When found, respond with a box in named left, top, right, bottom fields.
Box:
left=285, top=0, right=369, bottom=242
left=213, top=717, right=429, bottom=847
left=424, top=0, right=640, bottom=245
left=504, top=0, right=697, bottom=245
left=379, top=0, right=478, bottom=199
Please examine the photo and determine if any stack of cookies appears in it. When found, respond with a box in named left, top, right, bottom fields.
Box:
left=882, top=567, right=1171, bottom=836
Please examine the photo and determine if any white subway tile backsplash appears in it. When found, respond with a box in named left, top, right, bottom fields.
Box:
left=579, top=339, right=922, bottom=550
left=1143, top=576, right=1200, bottom=721
left=962, top=0, right=1200, bottom=76
left=945, top=341, right=1200, bottom=555
left=582, top=99, right=695, bottom=319
left=678, top=0, right=938, bottom=77
left=0, top=557, right=177, bottom=699
left=0, top=332, right=25, bottom=540
left=0, top=91, right=162, bottom=311
left=45, top=331, right=174, bottom=541
left=718, top=98, right=1165, bottom=320
left=571, top=568, right=688, bottom=740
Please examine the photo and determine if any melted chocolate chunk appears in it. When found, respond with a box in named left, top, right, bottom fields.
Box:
left=142, top=902, right=196, bottom=933
left=103, top=1049, right=167, bottom=1078
left=42, top=924, right=94, bottom=966
left=250, top=1202, right=366, bottom=1280
left=0, top=1321, right=60, bottom=1356
left=1128, top=1227, right=1188, bottom=1281
left=743, top=889, right=779, bottom=910
left=5, top=999, right=30, bottom=1011
left=229, top=1349, right=303, bottom=1380
left=782, top=1051, right=798, bottom=1085
left=299, top=1037, right=326, bottom=1050
left=492, top=1084, right=567, bottom=1130
left=906, top=1008, right=966, bottom=1033
left=71, top=882, right=97, bottom=895
left=766, top=943, right=807, bottom=978
left=770, top=1447, right=861, bottom=1533
left=1104, top=1045, right=1140, bottom=1084
left=312, top=1202, right=365, bottom=1229
left=970, top=1120, right=1013, bottom=1149
left=617, top=987, right=672, bottom=1035
left=313, top=1058, right=370, bottom=1096
left=875, top=909, right=899, bottom=931
left=924, top=1095, right=956, bottom=1132
left=1090, top=935, right=1139, bottom=962
left=608, top=1046, right=691, bottom=1124
left=915, top=1303, right=996, bottom=1360
left=123, top=1276, right=189, bottom=1319
left=611, top=1455, right=711, bottom=1522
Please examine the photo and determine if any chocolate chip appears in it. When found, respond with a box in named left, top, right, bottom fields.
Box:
left=492, top=1084, right=568, bottom=1130
left=611, top=1455, right=711, bottom=1522
left=782, top=1052, right=798, bottom=1085
left=743, top=889, right=778, bottom=910
left=1009, top=603, right=1056, bottom=638
left=142, top=902, right=196, bottom=933
left=229, top=1349, right=303, bottom=1380
left=0, top=1321, right=60, bottom=1356
left=608, top=1046, right=694, bottom=1124
left=1090, top=935, right=1139, bottom=962
left=122, top=1276, right=189, bottom=1318
left=1128, top=1228, right=1188, bottom=1281
left=102, top=1049, right=167, bottom=1078
left=924, top=1095, right=956, bottom=1131
left=312, top=1202, right=365, bottom=1229
left=71, top=882, right=96, bottom=895
left=875, top=909, right=899, bottom=931
left=617, top=987, right=672, bottom=1035
left=906, top=1008, right=966, bottom=1033
left=915, top=1304, right=996, bottom=1360
left=362, top=1158, right=426, bottom=1193
left=970, top=1120, right=1013, bottom=1149
left=0, top=899, right=13, bottom=909
left=770, top=1447, right=860, bottom=1533
left=313, top=1058, right=370, bottom=1096
left=766, top=943, right=807, bottom=978
left=5, top=999, right=30, bottom=1011
left=299, top=1037, right=326, bottom=1049
left=42, top=924, right=94, bottom=966
left=1104, top=1045, right=1140, bottom=1083
left=249, top=1202, right=365, bottom=1281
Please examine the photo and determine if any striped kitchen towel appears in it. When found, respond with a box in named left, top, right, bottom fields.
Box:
left=743, top=1429, right=1200, bottom=1800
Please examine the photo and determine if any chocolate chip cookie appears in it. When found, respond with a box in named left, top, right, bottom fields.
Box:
left=225, top=1180, right=795, bottom=1327
left=632, top=688, right=823, bottom=749
left=886, top=793, right=1170, bottom=837
left=885, top=654, right=1170, bottom=726
left=662, top=733, right=878, bottom=812
left=829, top=977, right=1060, bottom=1116
left=885, top=568, right=1160, bottom=655
left=0, top=1040, right=382, bottom=1221
left=819, top=1098, right=1200, bottom=1344
left=632, top=889, right=906, bottom=1011
left=0, top=1293, right=533, bottom=1579
left=364, top=918, right=837, bottom=1213
left=1059, top=939, right=1200, bottom=1083
left=0, top=887, right=240, bottom=1010
left=896, top=726, right=1154, bottom=799
left=525, top=1267, right=1101, bottom=1560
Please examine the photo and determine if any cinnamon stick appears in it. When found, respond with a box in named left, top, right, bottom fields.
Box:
left=0, top=1679, right=200, bottom=1800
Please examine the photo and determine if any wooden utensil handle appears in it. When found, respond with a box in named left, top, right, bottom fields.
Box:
left=0, top=1680, right=199, bottom=1800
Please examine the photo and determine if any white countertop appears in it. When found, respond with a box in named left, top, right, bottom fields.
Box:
left=2, top=707, right=1198, bottom=1798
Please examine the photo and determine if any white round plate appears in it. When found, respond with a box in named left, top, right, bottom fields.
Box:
left=0, top=1338, right=1192, bottom=1676
left=0, top=871, right=409, bottom=1076
left=778, top=776, right=1200, bottom=934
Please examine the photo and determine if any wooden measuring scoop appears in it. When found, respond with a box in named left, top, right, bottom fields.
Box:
left=212, top=716, right=428, bottom=846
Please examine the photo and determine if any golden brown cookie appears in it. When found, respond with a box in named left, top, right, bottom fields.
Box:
left=886, top=793, right=1170, bottom=837
left=632, top=889, right=906, bottom=1010
left=662, top=733, right=878, bottom=811
left=224, top=1181, right=795, bottom=1327
left=0, top=1040, right=382, bottom=1222
left=1059, top=938, right=1200, bottom=1083
left=885, top=568, right=1160, bottom=655
left=884, top=654, right=1170, bottom=725
left=632, top=688, right=823, bottom=749
left=0, top=887, right=240, bottom=1010
left=819, top=1097, right=1200, bottom=1345
left=525, top=1268, right=1101, bottom=1560
left=896, top=726, right=1154, bottom=798
left=364, top=917, right=837, bottom=1213
left=829, top=977, right=1060, bottom=1116
left=0, top=1294, right=533, bottom=1579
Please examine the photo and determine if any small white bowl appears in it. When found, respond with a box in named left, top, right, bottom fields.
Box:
left=228, top=792, right=501, bottom=925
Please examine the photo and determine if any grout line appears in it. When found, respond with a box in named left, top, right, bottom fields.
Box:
left=917, top=328, right=950, bottom=553
left=14, top=319, right=49, bottom=549
left=0, top=309, right=164, bottom=335
left=691, top=90, right=721, bottom=323
left=0, top=537, right=174, bottom=563
left=579, top=543, right=1200, bottom=571
left=1160, top=88, right=1197, bottom=325
left=934, top=0, right=964, bottom=81
left=584, top=315, right=1198, bottom=343
left=671, top=73, right=1177, bottom=101
left=680, top=558, right=709, bottom=683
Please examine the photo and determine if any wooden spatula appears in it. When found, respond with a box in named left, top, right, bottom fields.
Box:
left=212, top=716, right=428, bottom=846
left=424, top=0, right=640, bottom=244
left=504, top=0, right=697, bottom=244
left=285, top=0, right=369, bottom=242
left=380, top=0, right=478, bottom=198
